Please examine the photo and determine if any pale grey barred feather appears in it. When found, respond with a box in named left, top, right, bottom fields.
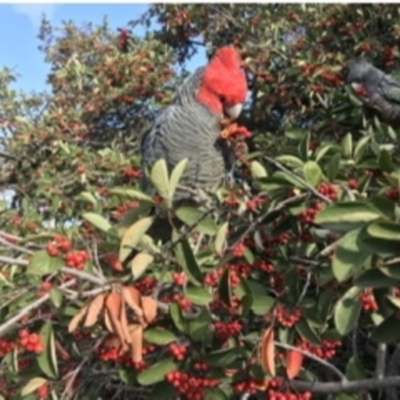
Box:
left=140, top=66, right=233, bottom=202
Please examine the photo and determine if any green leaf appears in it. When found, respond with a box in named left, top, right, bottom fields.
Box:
left=137, top=358, right=178, bottom=386
left=275, top=155, right=304, bottom=169
left=109, top=187, right=154, bottom=202
left=188, top=307, right=212, bottom=343
left=332, top=228, right=370, bottom=282
left=326, top=153, right=341, bottom=182
left=175, top=239, right=203, bottom=286
left=341, top=133, right=353, bottom=159
left=315, top=202, right=383, bottom=231
left=49, top=288, right=63, bottom=308
left=334, top=286, right=362, bottom=336
left=205, top=388, right=229, bottom=400
left=168, top=158, right=189, bottom=206
left=298, top=131, right=310, bottom=161
left=119, top=216, right=154, bottom=263
left=372, top=314, right=400, bottom=343
left=285, top=127, right=307, bottom=140
left=144, top=328, right=177, bottom=345
left=215, top=222, right=228, bottom=255
left=27, top=250, right=63, bottom=277
left=295, top=318, right=320, bottom=345
left=82, top=212, right=111, bottom=232
left=131, top=252, right=154, bottom=280
left=346, top=356, right=366, bottom=380
left=37, top=321, right=58, bottom=379
left=317, top=289, right=334, bottom=322
left=21, top=377, right=48, bottom=396
left=150, top=159, right=170, bottom=200
left=355, top=269, right=400, bottom=288
left=149, top=381, right=176, bottom=400
left=354, top=135, right=371, bottom=163
left=169, top=303, right=187, bottom=333
left=387, top=295, right=400, bottom=309
left=251, top=160, right=268, bottom=178
left=175, top=207, right=217, bottom=235
left=303, top=161, right=323, bottom=187
left=203, top=347, right=243, bottom=367
left=77, top=191, right=97, bottom=205
left=251, top=294, right=275, bottom=316
left=378, top=149, right=394, bottom=172
left=186, top=286, right=213, bottom=306
left=218, top=268, right=232, bottom=306
left=367, top=221, right=400, bottom=241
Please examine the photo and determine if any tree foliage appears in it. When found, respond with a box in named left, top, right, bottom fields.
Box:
left=2, top=4, right=400, bottom=400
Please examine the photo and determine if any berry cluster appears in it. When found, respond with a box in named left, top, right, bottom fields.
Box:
left=384, top=188, right=399, bottom=201
left=36, top=383, right=50, bottom=399
left=300, top=338, right=341, bottom=359
left=46, top=234, right=72, bottom=256
left=255, top=260, right=275, bottom=272
left=172, top=272, right=187, bottom=286
left=233, top=377, right=263, bottom=394
left=172, top=294, right=192, bottom=311
left=299, top=202, right=322, bottom=223
left=166, top=370, right=218, bottom=400
left=317, top=182, right=337, bottom=200
left=213, top=320, right=242, bottom=340
left=111, top=201, right=140, bottom=219
left=65, top=250, right=89, bottom=270
left=0, top=338, right=15, bottom=357
left=231, top=241, right=246, bottom=257
left=133, top=276, right=157, bottom=295
left=37, top=281, right=53, bottom=297
left=122, top=166, right=141, bottom=179
left=347, top=178, right=358, bottom=189
left=359, top=289, right=378, bottom=311
left=274, top=305, right=303, bottom=327
left=168, top=343, right=187, bottom=360
left=18, top=329, right=44, bottom=353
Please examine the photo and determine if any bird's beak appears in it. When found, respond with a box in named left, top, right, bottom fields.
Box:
left=351, top=82, right=362, bottom=91
left=224, top=103, right=243, bottom=120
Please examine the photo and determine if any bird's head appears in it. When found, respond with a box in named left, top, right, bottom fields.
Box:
left=196, top=45, right=248, bottom=120
left=346, top=58, right=382, bottom=96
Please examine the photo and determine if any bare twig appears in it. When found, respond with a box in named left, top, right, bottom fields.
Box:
left=0, top=235, right=34, bottom=254
left=375, top=343, right=387, bottom=380
left=263, top=156, right=333, bottom=204
left=0, top=255, right=28, bottom=266
left=0, top=279, right=76, bottom=337
left=291, top=376, right=400, bottom=394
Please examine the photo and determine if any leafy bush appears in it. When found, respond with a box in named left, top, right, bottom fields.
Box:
left=2, top=4, right=400, bottom=400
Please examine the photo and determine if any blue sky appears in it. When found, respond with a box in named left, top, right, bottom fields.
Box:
left=0, top=3, right=206, bottom=93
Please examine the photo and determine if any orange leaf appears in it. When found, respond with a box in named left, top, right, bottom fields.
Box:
left=122, top=286, right=144, bottom=321
left=259, top=326, right=275, bottom=376
left=120, top=298, right=132, bottom=344
left=286, top=348, right=304, bottom=379
left=141, top=296, right=157, bottom=324
left=84, top=292, right=106, bottom=327
left=129, top=323, right=143, bottom=363
left=68, top=304, right=89, bottom=333
left=103, top=307, right=114, bottom=333
left=105, top=292, right=127, bottom=350
left=105, top=291, right=122, bottom=318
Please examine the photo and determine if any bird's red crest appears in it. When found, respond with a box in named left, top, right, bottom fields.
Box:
left=197, top=45, right=248, bottom=114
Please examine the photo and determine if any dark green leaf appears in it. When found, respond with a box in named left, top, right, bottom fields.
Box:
left=186, top=286, right=212, bottom=306
left=175, top=206, right=217, bottom=235
left=137, top=358, right=178, bottom=386
left=175, top=239, right=203, bottom=286
left=372, top=315, right=400, bottom=343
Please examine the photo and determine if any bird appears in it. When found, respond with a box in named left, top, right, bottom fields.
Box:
left=346, top=57, right=400, bottom=127
left=139, top=45, right=248, bottom=206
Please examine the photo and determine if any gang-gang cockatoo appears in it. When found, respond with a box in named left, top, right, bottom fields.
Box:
left=140, top=45, right=248, bottom=204
left=347, top=58, right=400, bottom=127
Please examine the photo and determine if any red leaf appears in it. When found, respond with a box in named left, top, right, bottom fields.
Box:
left=286, top=348, right=304, bottom=379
